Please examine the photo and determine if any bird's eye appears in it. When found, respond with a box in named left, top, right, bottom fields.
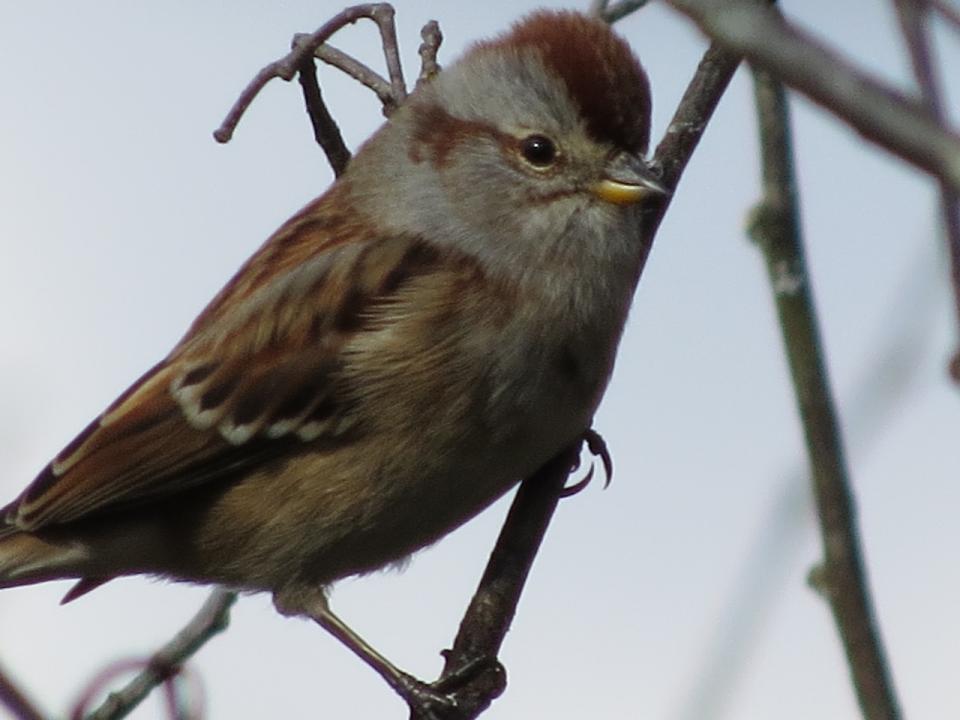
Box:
left=519, top=134, right=557, bottom=167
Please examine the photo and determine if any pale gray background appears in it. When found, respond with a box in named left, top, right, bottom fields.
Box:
left=1, top=1, right=957, bottom=718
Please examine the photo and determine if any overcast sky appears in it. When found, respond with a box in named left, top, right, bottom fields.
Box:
left=1, top=1, right=958, bottom=718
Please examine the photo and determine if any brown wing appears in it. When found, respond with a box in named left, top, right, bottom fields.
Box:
left=7, top=191, right=446, bottom=531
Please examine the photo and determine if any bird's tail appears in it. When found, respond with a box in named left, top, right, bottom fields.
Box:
left=0, top=522, right=86, bottom=592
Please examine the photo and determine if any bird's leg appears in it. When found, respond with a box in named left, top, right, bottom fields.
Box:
left=274, top=589, right=460, bottom=719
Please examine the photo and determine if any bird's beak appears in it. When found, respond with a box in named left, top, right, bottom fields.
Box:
left=592, top=152, right=669, bottom=206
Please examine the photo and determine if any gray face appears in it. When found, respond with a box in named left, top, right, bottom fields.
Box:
left=345, top=43, right=644, bottom=294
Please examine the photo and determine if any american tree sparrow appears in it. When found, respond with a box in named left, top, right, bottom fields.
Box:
left=0, top=9, right=663, bottom=668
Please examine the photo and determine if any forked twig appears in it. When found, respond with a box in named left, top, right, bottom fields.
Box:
left=311, top=41, right=396, bottom=110
left=214, top=3, right=406, bottom=143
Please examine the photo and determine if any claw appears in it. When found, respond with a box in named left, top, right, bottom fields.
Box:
left=560, top=464, right=595, bottom=498
left=583, top=428, right=613, bottom=488
left=435, top=655, right=504, bottom=694
left=394, top=674, right=458, bottom=720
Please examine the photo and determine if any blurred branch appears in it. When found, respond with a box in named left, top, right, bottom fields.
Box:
left=77, top=590, right=236, bottom=720
left=893, top=0, right=960, bottom=380
left=929, top=0, right=960, bottom=29
left=592, top=0, right=653, bottom=23
left=0, top=662, right=44, bottom=720
left=673, top=244, right=940, bottom=720
left=665, top=0, right=960, bottom=193
left=747, top=66, right=901, bottom=720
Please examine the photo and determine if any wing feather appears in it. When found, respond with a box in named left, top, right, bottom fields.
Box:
left=9, top=195, right=451, bottom=531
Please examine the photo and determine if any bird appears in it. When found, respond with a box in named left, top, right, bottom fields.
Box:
left=0, top=8, right=663, bottom=679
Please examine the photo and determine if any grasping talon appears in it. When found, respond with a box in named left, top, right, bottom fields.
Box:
left=584, top=428, right=614, bottom=488
left=560, top=429, right=614, bottom=497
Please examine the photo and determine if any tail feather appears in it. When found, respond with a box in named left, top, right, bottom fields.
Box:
left=0, top=523, right=89, bottom=591
left=60, top=577, right=110, bottom=604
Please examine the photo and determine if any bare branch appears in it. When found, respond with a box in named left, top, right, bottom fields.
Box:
left=666, top=0, right=960, bottom=192
left=214, top=3, right=405, bottom=143
left=0, top=662, right=44, bottom=720
left=430, top=443, right=582, bottom=719
left=652, top=42, right=740, bottom=190
left=295, top=49, right=352, bottom=177
left=312, top=42, right=395, bottom=110
left=370, top=3, right=407, bottom=107
left=78, top=590, right=236, bottom=720
left=747, top=66, right=902, bottom=720
left=893, top=0, right=960, bottom=380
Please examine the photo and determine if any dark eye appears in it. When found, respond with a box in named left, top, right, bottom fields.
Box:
left=519, top=134, right=557, bottom=167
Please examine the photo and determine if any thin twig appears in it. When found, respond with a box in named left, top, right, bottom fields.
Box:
left=0, top=662, right=45, bottom=720
left=312, top=42, right=395, bottom=110
left=417, top=20, right=443, bottom=87
left=295, top=50, right=352, bottom=176
left=747, top=66, right=901, bottom=720
left=79, top=589, right=236, bottom=720
left=666, top=0, right=960, bottom=193
left=371, top=4, right=407, bottom=107
left=893, top=0, right=960, bottom=380
left=214, top=3, right=404, bottom=143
